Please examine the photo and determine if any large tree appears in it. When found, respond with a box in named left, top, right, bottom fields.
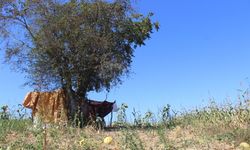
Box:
left=0, top=0, right=159, bottom=123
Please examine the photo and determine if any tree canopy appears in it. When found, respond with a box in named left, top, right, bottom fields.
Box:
left=0, top=0, right=159, bottom=122
left=1, top=0, right=158, bottom=95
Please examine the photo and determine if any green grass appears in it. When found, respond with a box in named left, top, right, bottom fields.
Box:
left=0, top=98, right=249, bottom=149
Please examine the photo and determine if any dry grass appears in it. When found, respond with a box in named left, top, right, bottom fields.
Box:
left=0, top=98, right=249, bottom=149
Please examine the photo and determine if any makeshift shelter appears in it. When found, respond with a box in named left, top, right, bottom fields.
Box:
left=23, top=89, right=118, bottom=125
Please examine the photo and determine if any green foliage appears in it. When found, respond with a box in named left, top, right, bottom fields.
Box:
left=176, top=99, right=250, bottom=130
left=0, top=0, right=158, bottom=95
left=0, top=119, right=32, bottom=146
left=16, top=104, right=28, bottom=119
left=132, top=109, right=155, bottom=127
left=161, top=104, right=171, bottom=122
left=142, top=110, right=154, bottom=127
left=157, top=127, right=175, bottom=150
left=0, top=0, right=158, bottom=123
left=92, top=116, right=105, bottom=130
left=0, top=93, right=249, bottom=149
left=159, top=104, right=177, bottom=128
left=0, top=105, right=9, bottom=120
left=121, top=129, right=145, bottom=150
left=132, top=108, right=142, bottom=127
left=116, top=103, right=128, bottom=126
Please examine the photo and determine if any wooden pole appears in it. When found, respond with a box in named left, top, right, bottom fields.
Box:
left=110, top=111, right=113, bottom=127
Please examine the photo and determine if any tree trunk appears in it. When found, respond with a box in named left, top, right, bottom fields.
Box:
left=65, top=86, right=89, bottom=127
left=66, top=87, right=77, bottom=123
left=61, top=71, right=89, bottom=127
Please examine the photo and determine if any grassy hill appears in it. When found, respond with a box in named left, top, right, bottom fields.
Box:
left=0, top=99, right=249, bottom=150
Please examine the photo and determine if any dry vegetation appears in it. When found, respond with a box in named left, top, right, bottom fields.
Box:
left=0, top=95, right=249, bottom=150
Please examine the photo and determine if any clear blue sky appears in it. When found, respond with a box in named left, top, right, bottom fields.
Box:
left=1, top=0, right=250, bottom=117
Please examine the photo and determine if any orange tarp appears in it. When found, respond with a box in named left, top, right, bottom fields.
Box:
left=23, top=89, right=68, bottom=123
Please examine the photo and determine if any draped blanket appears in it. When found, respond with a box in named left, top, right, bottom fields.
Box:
left=23, top=89, right=68, bottom=123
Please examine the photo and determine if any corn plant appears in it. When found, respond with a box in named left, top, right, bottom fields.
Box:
left=116, top=103, right=128, bottom=126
